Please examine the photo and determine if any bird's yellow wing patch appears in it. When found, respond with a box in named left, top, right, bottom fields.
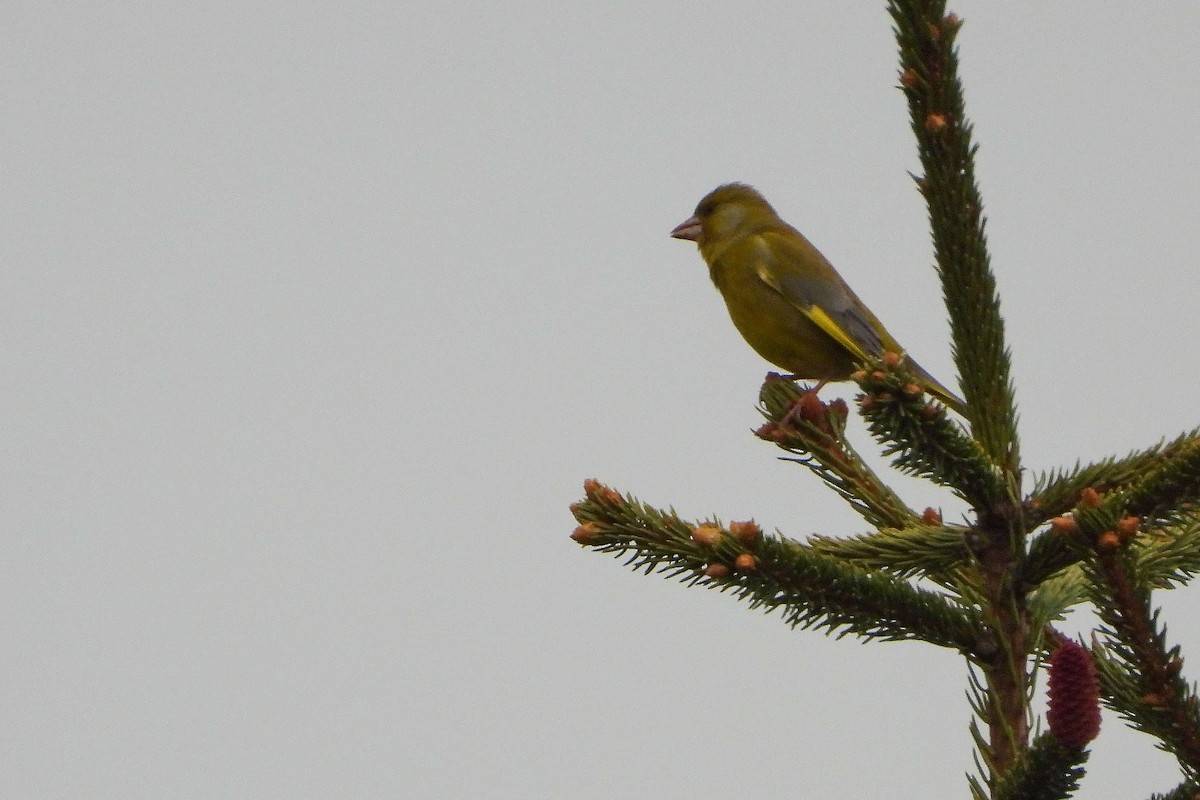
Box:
left=800, top=304, right=874, bottom=363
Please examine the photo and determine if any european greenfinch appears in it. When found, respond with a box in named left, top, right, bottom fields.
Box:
left=670, top=183, right=966, bottom=415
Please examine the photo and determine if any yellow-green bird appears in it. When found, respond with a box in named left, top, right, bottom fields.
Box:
left=670, top=183, right=966, bottom=415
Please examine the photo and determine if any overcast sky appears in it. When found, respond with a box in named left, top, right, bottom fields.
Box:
left=6, top=2, right=1200, bottom=798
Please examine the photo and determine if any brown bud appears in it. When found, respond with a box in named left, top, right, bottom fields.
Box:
left=922, top=402, right=940, bottom=420
left=1080, top=487, right=1101, bottom=508
left=902, top=383, right=923, bottom=399
left=851, top=369, right=868, bottom=382
left=871, top=370, right=888, bottom=381
left=571, top=523, right=602, bottom=544
left=1141, top=692, right=1167, bottom=708
left=1050, top=516, right=1080, bottom=536
left=922, top=507, right=943, bottom=526
left=899, top=68, right=919, bottom=89
left=925, top=113, right=948, bottom=134
left=691, top=524, right=723, bottom=547
left=883, top=352, right=903, bottom=368
left=704, top=562, right=731, bottom=579
left=798, top=391, right=825, bottom=422
left=582, top=479, right=622, bottom=505
left=734, top=553, right=757, bottom=572
left=1116, top=516, right=1140, bottom=541
left=1096, top=531, right=1120, bottom=552
left=858, top=395, right=877, bottom=413
left=729, top=520, right=762, bottom=545
left=755, top=421, right=786, bottom=442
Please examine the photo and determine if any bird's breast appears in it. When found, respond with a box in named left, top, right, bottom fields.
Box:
left=711, top=256, right=855, bottom=380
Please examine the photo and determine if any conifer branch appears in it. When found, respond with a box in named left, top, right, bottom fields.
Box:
left=1029, top=426, right=1200, bottom=522
left=990, top=732, right=1087, bottom=800
left=1023, top=528, right=1082, bottom=588
left=570, top=480, right=986, bottom=655
left=756, top=375, right=919, bottom=529
left=1135, top=514, right=1200, bottom=589
left=1118, top=439, right=1200, bottom=526
left=856, top=355, right=1007, bottom=509
left=888, top=0, right=1019, bottom=473
left=1025, top=566, right=1087, bottom=634
left=884, top=8, right=1033, bottom=776
left=1148, top=781, right=1200, bottom=800
left=1082, top=543, right=1200, bottom=780
left=1026, top=508, right=1200, bottom=592
left=1030, top=438, right=1200, bottom=590
left=1041, top=503, right=1200, bottom=777
left=808, top=522, right=970, bottom=583
left=966, top=667, right=997, bottom=799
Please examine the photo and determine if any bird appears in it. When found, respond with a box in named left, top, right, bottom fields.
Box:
left=670, top=182, right=965, bottom=415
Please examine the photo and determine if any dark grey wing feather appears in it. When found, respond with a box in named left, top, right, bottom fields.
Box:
left=773, top=271, right=888, bottom=358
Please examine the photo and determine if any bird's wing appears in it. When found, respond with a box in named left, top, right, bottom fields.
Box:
left=752, top=231, right=893, bottom=362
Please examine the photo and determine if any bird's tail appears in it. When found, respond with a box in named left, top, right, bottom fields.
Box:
left=904, top=357, right=967, bottom=417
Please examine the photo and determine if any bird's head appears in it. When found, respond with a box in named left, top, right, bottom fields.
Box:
left=669, top=183, right=779, bottom=249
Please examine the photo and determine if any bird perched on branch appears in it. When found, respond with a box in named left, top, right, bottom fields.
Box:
left=670, top=182, right=965, bottom=415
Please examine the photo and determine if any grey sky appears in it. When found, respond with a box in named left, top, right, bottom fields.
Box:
left=6, top=2, right=1200, bottom=797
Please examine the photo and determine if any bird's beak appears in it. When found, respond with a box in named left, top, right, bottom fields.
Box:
left=669, top=215, right=703, bottom=242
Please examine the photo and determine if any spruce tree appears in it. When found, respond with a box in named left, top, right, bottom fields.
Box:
left=569, top=3, right=1200, bottom=797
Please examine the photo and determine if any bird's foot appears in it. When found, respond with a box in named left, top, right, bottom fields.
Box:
left=779, top=380, right=830, bottom=429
